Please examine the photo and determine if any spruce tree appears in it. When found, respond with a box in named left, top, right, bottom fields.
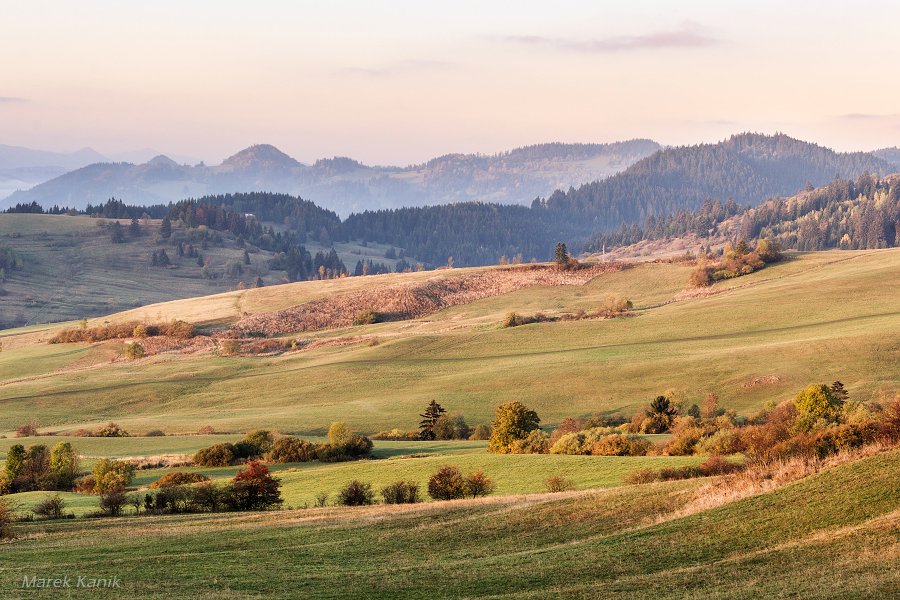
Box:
left=160, top=216, right=172, bottom=239
left=418, top=400, right=447, bottom=441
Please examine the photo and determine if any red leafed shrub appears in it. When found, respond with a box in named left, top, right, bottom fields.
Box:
left=880, top=400, right=900, bottom=442
left=427, top=466, right=467, bottom=500
left=225, top=461, right=282, bottom=511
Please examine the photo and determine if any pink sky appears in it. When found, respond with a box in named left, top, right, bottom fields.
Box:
left=2, top=1, right=898, bottom=165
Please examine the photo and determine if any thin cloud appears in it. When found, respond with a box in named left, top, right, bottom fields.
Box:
left=0, top=96, right=27, bottom=103
left=342, top=60, right=452, bottom=77
left=497, top=21, right=717, bottom=53
left=838, top=113, right=900, bottom=120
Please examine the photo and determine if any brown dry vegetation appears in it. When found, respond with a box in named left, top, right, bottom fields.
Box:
left=227, top=263, right=626, bottom=336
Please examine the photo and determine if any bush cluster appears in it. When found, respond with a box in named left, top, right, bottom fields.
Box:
left=2, top=442, right=81, bottom=494
left=427, top=466, right=494, bottom=500
left=50, top=319, right=197, bottom=344
left=149, top=472, right=210, bottom=489
left=689, top=239, right=781, bottom=287
left=110, top=462, right=282, bottom=517
left=381, top=480, right=420, bottom=504
left=193, top=431, right=373, bottom=467
left=625, top=455, right=743, bottom=484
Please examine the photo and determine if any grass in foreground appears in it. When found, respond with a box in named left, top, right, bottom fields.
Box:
left=2, top=449, right=899, bottom=598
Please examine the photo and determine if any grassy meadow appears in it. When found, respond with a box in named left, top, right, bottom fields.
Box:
left=2, top=436, right=689, bottom=515
left=2, top=447, right=898, bottom=598
left=2, top=249, right=899, bottom=437
left=0, top=213, right=409, bottom=329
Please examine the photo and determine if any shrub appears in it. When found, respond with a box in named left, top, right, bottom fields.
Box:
left=338, top=480, right=375, bottom=506
left=267, top=437, right=318, bottom=463
left=488, top=401, right=541, bottom=453
left=543, top=472, right=575, bottom=493
left=125, top=342, right=144, bottom=359
left=93, top=422, right=129, bottom=437
left=428, top=466, right=468, bottom=500
left=149, top=472, right=211, bottom=489
left=92, top=459, right=135, bottom=494
left=503, top=312, right=524, bottom=328
left=314, top=492, right=329, bottom=508
left=342, top=435, right=374, bottom=457
left=144, top=429, right=165, bottom=437
left=508, top=430, right=550, bottom=454
left=469, top=424, right=491, bottom=440
left=880, top=400, right=900, bottom=442
left=793, top=383, right=843, bottom=432
left=433, top=415, right=455, bottom=440
left=464, top=470, right=495, bottom=498
left=225, top=461, right=282, bottom=511
left=381, top=480, right=420, bottom=504
left=353, top=310, right=381, bottom=326
left=198, top=425, right=216, bottom=435
left=591, top=434, right=650, bottom=457
left=550, top=427, right=618, bottom=455
left=598, top=296, right=633, bottom=315
left=132, top=324, right=148, bottom=338
left=625, top=468, right=659, bottom=485
left=15, top=422, right=37, bottom=437
left=75, top=476, right=96, bottom=494
left=0, top=497, right=14, bottom=539
left=328, top=422, right=349, bottom=445
left=695, top=429, right=740, bottom=455
left=99, top=488, right=128, bottom=516
left=371, top=429, right=419, bottom=441
left=194, top=443, right=236, bottom=467
left=33, top=494, right=68, bottom=519
left=663, top=428, right=703, bottom=456
left=239, top=430, right=274, bottom=457
left=696, top=455, right=742, bottom=476
left=49, top=442, right=79, bottom=488
left=221, top=339, right=241, bottom=356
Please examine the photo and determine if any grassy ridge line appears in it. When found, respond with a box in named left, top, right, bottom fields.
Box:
left=3, top=450, right=899, bottom=598
left=3, top=308, right=899, bottom=404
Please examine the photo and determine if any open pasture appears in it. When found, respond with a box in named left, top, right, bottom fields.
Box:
left=0, top=250, right=898, bottom=437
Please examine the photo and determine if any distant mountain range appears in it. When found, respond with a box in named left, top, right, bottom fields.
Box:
left=0, top=144, right=200, bottom=201
left=0, top=141, right=663, bottom=215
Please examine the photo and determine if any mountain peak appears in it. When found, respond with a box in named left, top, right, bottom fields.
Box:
left=222, top=144, right=301, bottom=169
left=147, top=155, right=178, bottom=167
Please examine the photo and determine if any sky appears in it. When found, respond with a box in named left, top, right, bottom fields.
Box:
left=2, top=0, right=899, bottom=166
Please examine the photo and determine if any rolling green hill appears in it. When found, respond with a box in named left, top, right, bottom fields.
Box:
left=1, top=249, right=899, bottom=437
left=3, top=446, right=898, bottom=598
left=0, top=213, right=408, bottom=329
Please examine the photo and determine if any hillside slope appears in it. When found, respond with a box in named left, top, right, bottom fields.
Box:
left=5, top=448, right=899, bottom=598
left=1, top=250, right=899, bottom=436
left=543, top=132, right=896, bottom=231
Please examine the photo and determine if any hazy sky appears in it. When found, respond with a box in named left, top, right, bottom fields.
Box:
left=2, top=1, right=898, bottom=165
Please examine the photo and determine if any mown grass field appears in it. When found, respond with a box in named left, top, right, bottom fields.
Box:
left=3, top=437, right=687, bottom=515
left=2, top=447, right=898, bottom=598
left=2, top=249, right=899, bottom=437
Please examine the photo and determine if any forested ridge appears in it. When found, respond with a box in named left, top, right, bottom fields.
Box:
left=6, top=134, right=898, bottom=267
left=584, top=172, right=900, bottom=253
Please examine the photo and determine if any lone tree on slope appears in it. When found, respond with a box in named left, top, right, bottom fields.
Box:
left=418, top=400, right=447, bottom=441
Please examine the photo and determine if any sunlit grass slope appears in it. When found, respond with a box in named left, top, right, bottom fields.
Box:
left=1, top=250, right=899, bottom=435
left=3, top=448, right=899, bottom=599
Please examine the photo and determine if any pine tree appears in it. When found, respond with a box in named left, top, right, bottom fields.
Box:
left=830, top=381, right=849, bottom=404
left=555, top=242, right=569, bottom=264
left=160, top=216, right=172, bottom=239
left=418, top=400, right=447, bottom=441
